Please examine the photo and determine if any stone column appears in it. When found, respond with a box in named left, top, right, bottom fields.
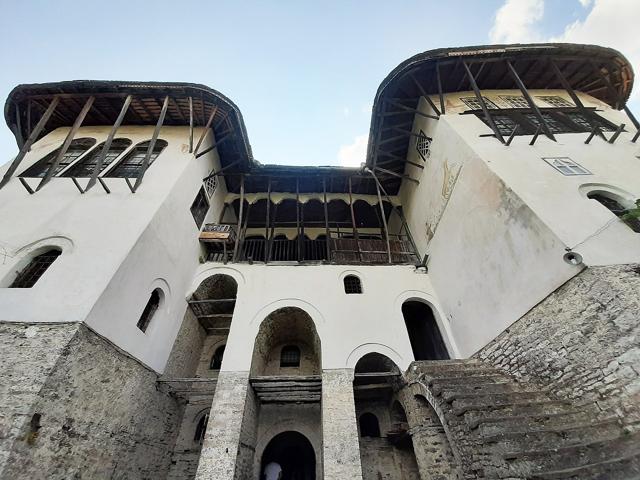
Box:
left=322, top=369, right=363, bottom=480
left=195, top=370, right=252, bottom=480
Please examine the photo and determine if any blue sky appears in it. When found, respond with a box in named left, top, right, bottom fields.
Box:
left=0, top=0, right=636, bottom=167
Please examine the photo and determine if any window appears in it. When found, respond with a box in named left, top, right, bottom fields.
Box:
left=523, top=113, right=571, bottom=134
left=9, top=249, right=61, bottom=288
left=500, top=95, right=529, bottom=108
left=416, top=130, right=432, bottom=161
left=359, top=413, right=381, bottom=437
left=194, top=412, right=210, bottom=444
left=204, top=170, right=217, bottom=197
left=537, top=96, right=574, bottom=107
left=190, top=187, right=210, bottom=228
left=343, top=275, right=362, bottom=294
left=280, top=345, right=301, bottom=367
left=461, top=96, right=499, bottom=110
left=106, top=139, right=167, bottom=178
left=588, top=192, right=640, bottom=233
left=563, top=112, right=616, bottom=132
left=543, top=157, right=591, bottom=176
left=491, top=114, right=519, bottom=136
left=137, top=289, right=161, bottom=333
left=63, top=139, right=131, bottom=177
left=21, top=138, right=96, bottom=177
left=210, top=345, right=226, bottom=370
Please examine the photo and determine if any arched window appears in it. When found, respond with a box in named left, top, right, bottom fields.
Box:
left=402, top=301, right=450, bottom=360
left=210, top=345, right=226, bottom=370
left=280, top=345, right=301, bottom=367
left=359, top=412, right=381, bottom=437
left=194, top=412, right=210, bottom=444
left=137, top=289, right=162, bottom=333
left=63, top=138, right=131, bottom=177
left=106, top=139, right=168, bottom=178
left=588, top=191, right=640, bottom=233
left=9, top=249, right=61, bottom=288
left=21, top=138, right=96, bottom=177
left=343, top=275, right=362, bottom=294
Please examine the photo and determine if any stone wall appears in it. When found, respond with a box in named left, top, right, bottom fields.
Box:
left=477, top=263, right=640, bottom=427
left=0, top=322, right=182, bottom=480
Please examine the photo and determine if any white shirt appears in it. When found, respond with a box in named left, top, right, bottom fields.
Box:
left=264, top=462, right=283, bottom=480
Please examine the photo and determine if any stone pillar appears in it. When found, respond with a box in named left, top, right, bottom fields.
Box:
left=195, top=371, right=252, bottom=480
left=322, top=369, right=363, bottom=480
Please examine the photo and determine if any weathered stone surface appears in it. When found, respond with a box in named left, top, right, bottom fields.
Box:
left=0, top=322, right=182, bottom=480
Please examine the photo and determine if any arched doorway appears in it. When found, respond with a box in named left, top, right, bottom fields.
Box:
left=402, top=301, right=449, bottom=360
left=260, top=431, right=316, bottom=480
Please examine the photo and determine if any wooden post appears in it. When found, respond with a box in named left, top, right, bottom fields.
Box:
left=37, top=96, right=95, bottom=191
left=0, top=97, right=59, bottom=189
left=265, top=178, right=271, bottom=264
left=348, top=177, right=361, bottom=262
left=193, top=106, right=218, bottom=156
left=375, top=180, right=392, bottom=263
left=86, top=95, right=132, bottom=192
left=267, top=203, right=278, bottom=262
left=296, top=178, right=302, bottom=262
left=238, top=203, right=252, bottom=262
left=436, top=61, right=446, bottom=115
left=189, top=96, right=194, bottom=153
left=232, top=175, right=244, bottom=262
left=323, top=178, right=331, bottom=262
left=132, top=95, right=169, bottom=192
left=463, top=61, right=505, bottom=143
left=506, top=60, right=555, bottom=141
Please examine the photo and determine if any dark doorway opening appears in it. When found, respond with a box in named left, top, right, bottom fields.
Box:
left=261, top=431, right=316, bottom=480
left=402, top=301, right=449, bottom=360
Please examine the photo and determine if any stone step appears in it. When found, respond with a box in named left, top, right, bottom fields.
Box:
left=452, top=391, right=554, bottom=415
left=483, top=418, right=622, bottom=455
left=530, top=451, right=640, bottom=480
left=476, top=408, right=597, bottom=437
left=468, top=402, right=577, bottom=431
left=438, top=382, right=526, bottom=401
left=501, top=432, right=640, bottom=475
left=428, top=374, right=511, bottom=393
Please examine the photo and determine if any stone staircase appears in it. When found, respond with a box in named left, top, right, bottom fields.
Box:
left=406, top=359, right=640, bottom=480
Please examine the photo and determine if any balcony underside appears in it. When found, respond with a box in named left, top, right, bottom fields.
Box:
left=250, top=375, right=322, bottom=404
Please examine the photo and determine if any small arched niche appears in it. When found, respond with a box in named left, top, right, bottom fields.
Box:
left=250, top=307, right=321, bottom=377
left=402, top=301, right=450, bottom=361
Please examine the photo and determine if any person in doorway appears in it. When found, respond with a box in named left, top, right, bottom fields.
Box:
left=263, top=461, right=283, bottom=480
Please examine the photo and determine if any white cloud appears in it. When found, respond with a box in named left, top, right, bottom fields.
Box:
left=342, top=107, right=350, bottom=118
left=337, top=134, right=368, bottom=167
left=578, top=0, right=593, bottom=7
left=489, top=0, right=544, bottom=43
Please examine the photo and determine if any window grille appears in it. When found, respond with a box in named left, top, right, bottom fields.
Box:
left=523, top=113, right=571, bottom=134
left=491, top=115, right=519, bottom=136
left=191, top=187, right=210, bottom=228
left=194, top=413, right=209, bottom=444
left=204, top=170, right=217, bottom=197
left=543, top=157, right=591, bottom=176
left=106, top=140, right=167, bottom=178
left=416, top=130, right=432, bottom=161
left=280, top=345, right=301, bottom=367
left=210, top=345, right=225, bottom=370
left=343, top=275, right=363, bottom=294
left=21, top=138, right=96, bottom=177
left=537, top=96, right=574, bottom=107
left=563, top=112, right=615, bottom=132
left=9, top=249, right=61, bottom=288
left=461, top=96, right=498, bottom=110
left=63, top=139, right=131, bottom=177
left=500, top=95, right=529, bottom=108
left=137, top=289, right=161, bottom=333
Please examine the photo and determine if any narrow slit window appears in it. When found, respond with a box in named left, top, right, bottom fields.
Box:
left=137, top=289, right=161, bottom=333
left=63, top=138, right=131, bottom=177
left=194, top=412, right=210, bottom=444
left=106, top=139, right=167, bottom=178
left=210, top=345, right=226, bottom=370
left=543, top=157, right=591, bottom=176
left=21, top=138, right=96, bottom=178
left=9, top=249, right=61, bottom=288
left=191, top=187, right=210, bottom=228
left=343, top=275, right=363, bottom=294
left=280, top=345, right=301, bottom=367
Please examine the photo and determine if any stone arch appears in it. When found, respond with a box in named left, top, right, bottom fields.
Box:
left=260, top=431, right=316, bottom=480
left=346, top=343, right=404, bottom=370
left=250, top=306, right=321, bottom=376
left=402, top=300, right=450, bottom=360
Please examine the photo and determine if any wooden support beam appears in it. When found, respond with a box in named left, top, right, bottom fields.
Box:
left=0, top=97, right=59, bottom=189
left=381, top=99, right=439, bottom=120
left=267, top=202, right=278, bottom=263
left=505, top=125, right=519, bottom=146
left=18, top=177, right=34, bottom=194
left=193, top=106, right=218, bottom=156
left=232, top=175, right=244, bottom=262
left=323, top=178, right=331, bottom=262
left=296, top=178, right=302, bottom=262
left=463, top=61, right=505, bottom=144
left=132, top=95, right=169, bottom=192
left=374, top=166, right=419, bottom=184
left=264, top=178, right=271, bottom=264
left=529, top=124, right=542, bottom=146
left=506, top=60, right=556, bottom=142
left=375, top=177, right=392, bottom=263
left=14, top=103, right=24, bottom=150
left=36, top=96, right=94, bottom=191
left=238, top=202, right=252, bottom=262
left=71, top=177, right=84, bottom=193
left=608, top=123, right=625, bottom=144
left=97, top=177, right=110, bottom=194
left=408, top=71, right=440, bottom=116
left=86, top=95, right=132, bottom=192
left=194, top=131, right=233, bottom=159
left=632, top=129, right=640, bottom=143
left=436, top=62, right=446, bottom=114
left=202, top=160, right=241, bottom=182
left=188, top=97, right=194, bottom=153
left=348, top=177, right=361, bottom=262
